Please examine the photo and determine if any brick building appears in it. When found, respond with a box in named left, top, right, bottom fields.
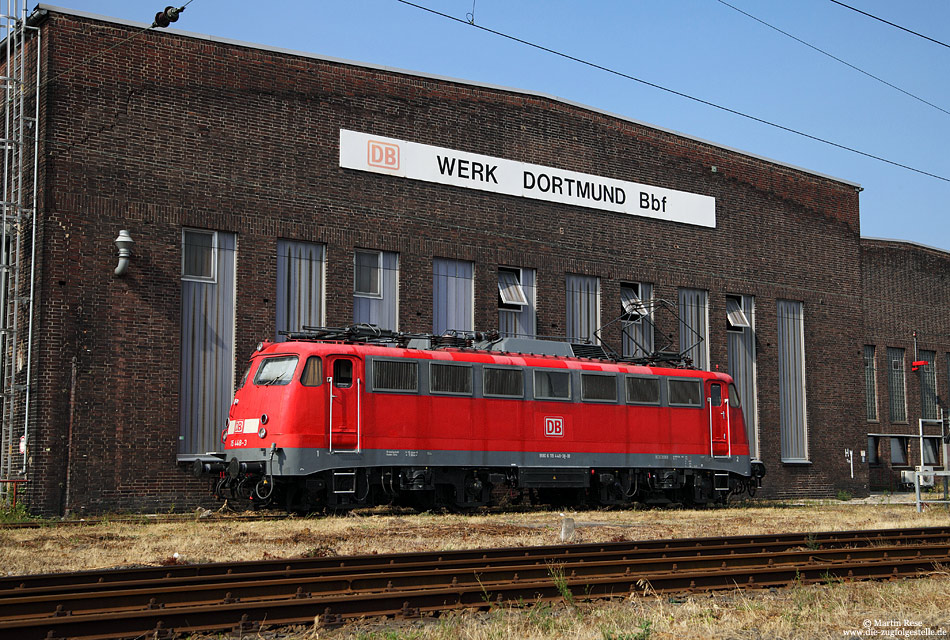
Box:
left=0, top=6, right=943, bottom=514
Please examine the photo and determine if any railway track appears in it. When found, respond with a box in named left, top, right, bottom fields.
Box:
left=2, top=526, right=948, bottom=639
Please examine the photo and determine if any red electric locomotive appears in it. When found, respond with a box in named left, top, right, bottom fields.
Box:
left=194, top=326, right=764, bottom=512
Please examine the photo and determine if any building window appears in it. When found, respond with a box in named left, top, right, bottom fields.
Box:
left=890, top=436, right=908, bottom=466
left=179, top=230, right=236, bottom=456
left=727, top=294, right=758, bottom=459
left=566, top=274, right=600, bottom=343
left=867, top=436, right=879, bottom=465
left=678, top=288, right=709, bottom=370
left=430, top=363, right=473, bottom=395
left=354, top=250, right=382, bottom=298
left=864, top=346, right=878, bottom=421
left=498, top=267, right=537, bottom=338
left=777, top=299, right=808, bottom=462
left=535, top=369, right=571, bottom=400
left=725, top=295, right=751, bottom=332
left=887, top=347, right=906, bottom=423
left=182, top=229, right=216, bottom=282
left=354, top=250, right=399, bottom=331
left=621, top=282, right=654, bottom=358
left=919, top=350, right=938, bottom=421
left=433, top=258, right=474, bottom=334
left=276, top=240, right=325, bottom=341
left=923, top=438, right=940, bottom=465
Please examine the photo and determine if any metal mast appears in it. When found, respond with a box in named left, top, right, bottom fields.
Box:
left=0, top=0, right=39, bottom=501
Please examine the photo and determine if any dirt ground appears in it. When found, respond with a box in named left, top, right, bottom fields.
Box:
left=3, top=497, right=950, bottom=639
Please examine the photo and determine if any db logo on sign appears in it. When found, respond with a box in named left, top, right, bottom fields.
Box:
left=233, top=420, right=245, bottom=434
left=544, top=416, right=564, bottom=438
left=367, top=140, right=400, bottom=170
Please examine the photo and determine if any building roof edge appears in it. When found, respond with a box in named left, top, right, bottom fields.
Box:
left=861, top=236, right=950, bottom=257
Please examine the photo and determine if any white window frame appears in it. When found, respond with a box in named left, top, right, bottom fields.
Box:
left=498, top=267, right=528, bottom=307
left=354, top=249, right=383, bottom=298
left=181, top=229, right=218, bottom=283
left=726, top=294, right=751, bottom=331
left=620, top=283, right=648, bottom=323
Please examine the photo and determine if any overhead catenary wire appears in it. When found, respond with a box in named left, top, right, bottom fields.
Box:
left=828, top=0, right=950, bottom=51
left=716, top=0, right=950, bottom=117
left=395, top=0, right=950, bottom=184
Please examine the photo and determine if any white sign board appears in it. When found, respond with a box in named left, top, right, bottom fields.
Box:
left=339, top=129, right=715, bottom=228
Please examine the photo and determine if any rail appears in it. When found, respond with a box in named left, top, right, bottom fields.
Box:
left=0, top=526, right=948, bottom=639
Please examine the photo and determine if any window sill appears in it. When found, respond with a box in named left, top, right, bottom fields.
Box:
left=781, top=459, right=812, bottom=465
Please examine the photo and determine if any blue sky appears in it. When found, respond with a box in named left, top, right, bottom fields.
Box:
left=56, top=1, right=950, bottom=249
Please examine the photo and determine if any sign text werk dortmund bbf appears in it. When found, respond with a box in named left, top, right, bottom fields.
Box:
left=339, top=129, right=716, bottom=228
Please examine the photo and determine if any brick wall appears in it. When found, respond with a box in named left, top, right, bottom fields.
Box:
left=862, top=239, right=950, bottom=491
left=21, top=9, right=872, bottom=513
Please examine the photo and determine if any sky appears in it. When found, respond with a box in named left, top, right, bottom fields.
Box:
left=47, top=1, right=950, bottom=249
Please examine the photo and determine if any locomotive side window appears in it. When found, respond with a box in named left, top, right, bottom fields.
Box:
left=484, top=367, right=524, bottom=398
left=625, top=376, right=660, bottom=405
left=668, top=378, right=702, bottom=407
left=728, top=383, right=741, bottom=408
left=535, top=369, right=571, bottom=400
left=581, top=373, right=617, bottom=402
left=431, top=362, right=473, bottom=395
left=254, top=356, right=298, bottom=386
left=300, top=357, right=323, bottom=387
left=373, top=359, right=418, bottom=392
left=237, top=365, right=251, bottom=390
left=709, top=383, right=722, bottom=406
left=333, top=359, right=353, bottom=388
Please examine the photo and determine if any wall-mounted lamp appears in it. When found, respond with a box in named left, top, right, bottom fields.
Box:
left=114, top=230, right=134, bottom=277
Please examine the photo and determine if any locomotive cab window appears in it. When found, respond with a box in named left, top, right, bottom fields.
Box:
left=254, top=356, right=298, bottom=386
left=728, top=383, right=741, bottom=408
left=431, top=362, right=473, bottom=395
left=237, top=364, right=251, bottom=390
left=535, top=369, right=571, bottom=400
left=709, top=383, right=722, bottom=406
left=581, top=373, right=618, bottom=402
left=373, top=359, right=418, bottom=392
left=668, top=378, right=702, bottom=407
left=301, top=356, right=323, bottom=387
left=332, top=359, right=353, bottom=388
left=484, top=367, right=524, bottom=398
left=626, top=376, right=660, bottom=405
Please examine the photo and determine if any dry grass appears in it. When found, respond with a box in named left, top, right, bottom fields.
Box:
left=3, top=499, right=950, bottom=638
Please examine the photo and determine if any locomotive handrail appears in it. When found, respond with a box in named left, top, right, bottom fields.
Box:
left=327, top=376, right=335, bottom=453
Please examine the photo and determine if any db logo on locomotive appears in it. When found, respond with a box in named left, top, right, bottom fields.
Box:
left=544, top=416, right=564, bottom=438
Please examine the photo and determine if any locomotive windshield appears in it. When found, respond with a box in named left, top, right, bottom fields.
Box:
left=254, top=356, right=298, bottom=386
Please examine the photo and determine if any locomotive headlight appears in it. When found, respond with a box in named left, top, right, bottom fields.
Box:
left=258, top=426, right=267, bottom=439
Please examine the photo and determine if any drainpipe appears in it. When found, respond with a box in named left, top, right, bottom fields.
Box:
left=63, top=357, right=77, bottom=517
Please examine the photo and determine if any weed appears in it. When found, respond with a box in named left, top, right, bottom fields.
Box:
left=805, top=533, right=820, bottom=550
left=836, top=489, right=853, bottom=501
left=600, top=619, right=653, bottom=640
left=547, top=562, right=576, bottom=608
left=0, top=497, right=33, bottom=524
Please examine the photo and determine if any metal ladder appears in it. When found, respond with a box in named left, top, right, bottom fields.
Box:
left=0, top=0, right=39, bottom=502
